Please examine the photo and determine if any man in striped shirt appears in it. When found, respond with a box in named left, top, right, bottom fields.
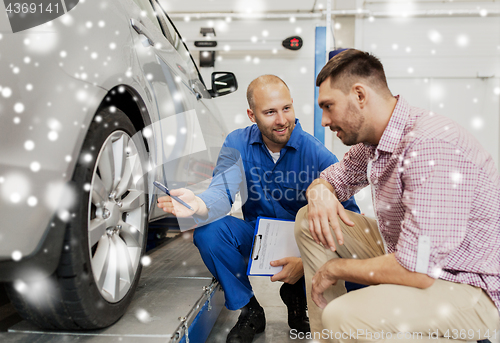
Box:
left=295, top=49, right=500, bottom=342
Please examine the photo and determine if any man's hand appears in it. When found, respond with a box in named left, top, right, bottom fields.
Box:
left=157, top=188, right=205, bottom=217
left=311, top=259, right=338, bottom=309
left=306, top=179, right=354, bottom=252
left=270, top=257, right=304, bottom=284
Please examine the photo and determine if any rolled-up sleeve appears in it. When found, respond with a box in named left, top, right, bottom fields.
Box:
left=320, top=143, right=371, bottom=202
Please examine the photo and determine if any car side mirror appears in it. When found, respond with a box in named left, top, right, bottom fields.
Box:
left=209, top=72, right=238, bottom=97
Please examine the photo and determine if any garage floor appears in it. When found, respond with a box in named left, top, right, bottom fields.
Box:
left=206, top=275, right=313, bottom=343
left=0, top=232, right=312, bottom=343
left=2, top=234, right=493, bottom=343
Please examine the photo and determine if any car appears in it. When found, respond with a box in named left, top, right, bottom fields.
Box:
left=0, top=0, right=237, bottom=330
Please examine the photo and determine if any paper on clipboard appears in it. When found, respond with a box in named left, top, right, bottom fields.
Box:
left=247, top=217, right=301, bottom=276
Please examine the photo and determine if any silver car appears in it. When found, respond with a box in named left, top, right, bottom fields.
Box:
left=0, top=0, right=236, bottom=329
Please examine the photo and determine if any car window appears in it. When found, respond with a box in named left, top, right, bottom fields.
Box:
left=154, top=4, right=187, bottom=56
left=150, top=0, right=175, bottom=46
left=132, top=0, right=161, bottom=32
left=152, top=0, right=207, bottom=88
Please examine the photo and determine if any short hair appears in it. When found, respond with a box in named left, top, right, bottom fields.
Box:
left=247, top=75, right=290, bottom=110
left=316, top=49, right=391, bottom=96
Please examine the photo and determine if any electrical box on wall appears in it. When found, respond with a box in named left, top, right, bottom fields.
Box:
left=282, top=36, right=303, bottom=50
left=198, top=27, right=217, bottom=68
left=200, top=51, right=216, bottom=67
left=195, top=41, right=218, bottom=48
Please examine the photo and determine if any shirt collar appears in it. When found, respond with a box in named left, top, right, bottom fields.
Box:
left=376, top=96, right=410, bottom=154
left=249, top=118, right=302, bottom=151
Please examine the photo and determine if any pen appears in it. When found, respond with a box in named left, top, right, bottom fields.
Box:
left=153, top=181, right=194, bottom=211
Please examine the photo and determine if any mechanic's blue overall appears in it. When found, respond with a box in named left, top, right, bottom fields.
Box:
left=193, top=119, right=359, bottom=310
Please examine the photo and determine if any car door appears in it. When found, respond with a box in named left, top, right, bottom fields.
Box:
left=124, top=0, right=227, bottom=220
left=151, top=1, right=228, bottom=192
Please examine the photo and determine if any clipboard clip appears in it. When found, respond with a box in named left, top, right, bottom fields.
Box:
left=252, top=234, right=262, bottom=260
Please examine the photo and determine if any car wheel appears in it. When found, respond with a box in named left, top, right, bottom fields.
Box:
left=6, top=107, right=149, bottom=329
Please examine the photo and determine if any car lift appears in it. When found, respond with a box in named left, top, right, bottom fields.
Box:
left=0, top=228, right=223, bottom=343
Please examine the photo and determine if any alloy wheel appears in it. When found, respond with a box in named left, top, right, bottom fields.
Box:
left=87, top=131, right=147, bottom=303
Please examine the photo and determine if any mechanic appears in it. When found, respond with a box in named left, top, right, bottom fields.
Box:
left=158, top=74, right=359, bottom=343
left=295, top=49, right=500, bottom=342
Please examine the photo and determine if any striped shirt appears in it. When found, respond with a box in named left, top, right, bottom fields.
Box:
left=320, top=96, right=500, bottom=311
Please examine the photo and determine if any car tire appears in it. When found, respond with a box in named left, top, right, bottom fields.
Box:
left=6, top=108, right=149, bottom=329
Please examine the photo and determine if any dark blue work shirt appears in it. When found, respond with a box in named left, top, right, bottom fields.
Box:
left=196, top=119, right=359, bottom=226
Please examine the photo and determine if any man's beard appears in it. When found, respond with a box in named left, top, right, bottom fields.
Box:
left=257, top=121, right=295, bottom=147
left=335, top=128, right=360, bottom=146
left=333, top=102, right=364, bottom=146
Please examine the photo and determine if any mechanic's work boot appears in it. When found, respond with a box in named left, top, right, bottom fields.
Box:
left=226, top=297, right=266, bottom=343
left=280, top=280, right=310, bottom=333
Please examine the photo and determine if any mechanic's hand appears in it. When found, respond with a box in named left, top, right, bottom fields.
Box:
left=270, top=257, right=304, bottom=284
left=157, top=188, right=198, bottom=217
left=311, top=260, right=337, bottom=309
left=306, top=181, right=354, bottom=252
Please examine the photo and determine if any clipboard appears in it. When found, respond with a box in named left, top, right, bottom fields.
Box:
left=246, top=217, right=301, bottom=276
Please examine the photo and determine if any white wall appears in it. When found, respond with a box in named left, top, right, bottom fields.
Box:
left=359, top=15, right=500, bottom=161
left=173, top=18, right=324, bottom=135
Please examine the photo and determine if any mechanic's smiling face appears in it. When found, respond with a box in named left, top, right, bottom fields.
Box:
left=247, top=82, right=296, bottom=153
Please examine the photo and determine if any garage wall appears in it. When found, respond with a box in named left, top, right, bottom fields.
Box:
left=358, top=15, right=500, bottom=164
left=172, top=16, right=357, bottom=137
left=172, top=18, right=324, bottom=136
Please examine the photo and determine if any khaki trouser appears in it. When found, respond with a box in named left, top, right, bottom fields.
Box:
left=294, top=205, right=500, bottom=343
